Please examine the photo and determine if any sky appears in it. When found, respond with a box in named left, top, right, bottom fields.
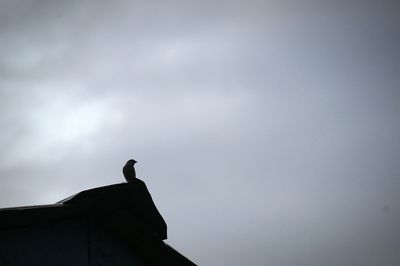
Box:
left=0, top=0, right=399, bottom=265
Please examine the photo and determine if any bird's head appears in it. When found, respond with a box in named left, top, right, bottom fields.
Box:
left=126, top=159, right=137, bottom=166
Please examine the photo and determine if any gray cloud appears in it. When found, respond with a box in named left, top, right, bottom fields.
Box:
left=1, top=1, right=399, bottom=265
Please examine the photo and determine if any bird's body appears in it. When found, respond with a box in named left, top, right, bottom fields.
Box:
left=123, top=159, right=137, bottom=182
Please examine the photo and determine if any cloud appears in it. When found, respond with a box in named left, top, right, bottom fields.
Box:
left=0, top=1, right=399, bottom=265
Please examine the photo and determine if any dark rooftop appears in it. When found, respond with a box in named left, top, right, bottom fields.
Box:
left=0, top=180, right=196, bottom=265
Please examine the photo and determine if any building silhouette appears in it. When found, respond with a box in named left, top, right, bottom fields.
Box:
left=0, top=182, right=197, bottom=266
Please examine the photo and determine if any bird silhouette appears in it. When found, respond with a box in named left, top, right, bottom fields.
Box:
left=123, top=159, right=137, bottom=182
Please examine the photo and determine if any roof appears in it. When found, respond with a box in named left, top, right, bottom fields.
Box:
left=0, top=181, right=196, bottom=265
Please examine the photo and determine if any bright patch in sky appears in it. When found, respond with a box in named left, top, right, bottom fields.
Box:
left=35, top=99, right=106, bottom=143
left=5, top=89, right=123, bottom=166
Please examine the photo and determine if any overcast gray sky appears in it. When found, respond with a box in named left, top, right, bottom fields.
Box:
left=1, top=1, right=399, bottom=265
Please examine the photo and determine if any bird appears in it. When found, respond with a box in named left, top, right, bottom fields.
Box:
left=123, top=159, right=137, bottom=182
